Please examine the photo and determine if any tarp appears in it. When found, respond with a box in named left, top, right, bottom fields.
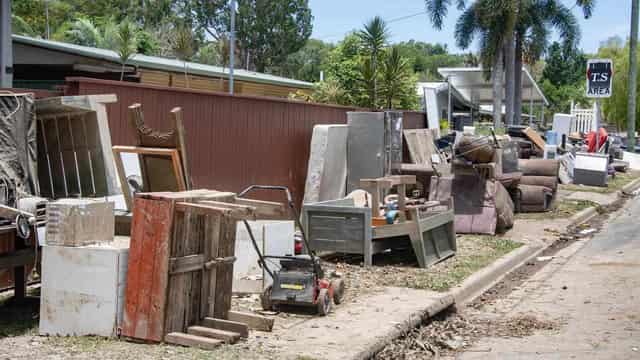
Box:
left=0, top=92, right=38, bottom=205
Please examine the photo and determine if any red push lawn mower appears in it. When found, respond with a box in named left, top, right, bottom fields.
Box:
left=238, top=185, right=345, bottom=316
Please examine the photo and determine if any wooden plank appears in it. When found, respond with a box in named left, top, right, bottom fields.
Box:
left=523, top=127, right=546, bottom=151
left=213, top=215, right=237, bottom=319
left=187, top=325, right=240, bottom=343
left=0, top=248, right=35, bottom=270
left=122, top=196, right=173, bottom=342
left=227, top=311, right=274, bottom=332
left=372, top=221, right=416, bottom=239
left=113, top=145, right=180, bottom=156
left=176, top=202, right=255, bottom=220
left=206, top=214, right=221, bottom=317
left=168, top=254, right=205, bottom=275
left=164, top=332, right=223, bottom=350
left=201, top=317, right=249, bottom=338
left=234, top=198, right=288, bottom=220
left=171, top=107, right=193, bottom=190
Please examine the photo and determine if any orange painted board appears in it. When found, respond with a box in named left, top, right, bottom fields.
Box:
left=122, top=197, right=174, bottom=342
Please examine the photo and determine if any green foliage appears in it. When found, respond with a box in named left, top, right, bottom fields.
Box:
left=115, top=20, right=138, bottom=80
left=289, top=78, right=350, bottom=106
left=539, top=42, right=588, bottom=119
left=380, top=47, right=419, bottom=110
left=598, top=40, right=640, bottom=130
left=279, top=39, right=334, bottom=82
left=135, top=29, right=160, bottom=55
left=12, top=15, right=37, bottom=36
left=64, top=18, right=104, bottom=47
left=396, top=41, right=465, bottom=80
left=236, top=0, right=313, bottom=72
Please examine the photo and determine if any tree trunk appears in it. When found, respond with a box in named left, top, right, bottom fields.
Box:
left=184, top=62, right=189, bottom=88
left=628, top=0, right=639, bottom=152
left=373, top=52, right=378, bottom=109
left=513, top=36, right=524, bottom=125
left=120, top=62, right=126, bottom=81
left=492, top=48, right=505, bottom=129
left=504, top=34, right=516, bottom=126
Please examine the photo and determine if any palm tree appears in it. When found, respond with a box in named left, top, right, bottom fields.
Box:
left=171, top=26, right=195, bottom=88
left=509, top=0, right=594, bottom=125
left=115, top=20, right=138, bottom=81
left=427, top=0, right=518, bottom=128
left=381, top=46, right=411, bottom=109
left=358, top=16, right=390, bottom=109
left=628, top=0, right=639, bottom=152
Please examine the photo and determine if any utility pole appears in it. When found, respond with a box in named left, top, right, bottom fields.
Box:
left=628, top=0, right=639, bottom=152
left=45, top=0, right=50, bottom=39
left=229, top=0, right=236, bottom=95
left=0, top=0, right=12, bottom=88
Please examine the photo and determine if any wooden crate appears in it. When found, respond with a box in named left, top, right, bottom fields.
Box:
left=122, top=189, right=275, bottom=348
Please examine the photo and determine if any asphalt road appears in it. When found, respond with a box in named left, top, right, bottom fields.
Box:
left=457, top=197, right=640, bottom=360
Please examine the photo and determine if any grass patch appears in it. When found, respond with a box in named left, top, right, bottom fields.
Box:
left=399, top=236, right=522, bottom=291
left=337, top=236, right=522, bottom=294
left=560, top=171, right=640, bottom=194
left=516, top=199, right=598, bottom=220
left=474, top=123, right=506, bottom=137
left=0, top=287, right=40, bottom=338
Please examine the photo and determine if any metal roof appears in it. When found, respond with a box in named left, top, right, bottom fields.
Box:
left=437, top=67, right=549, bottom=106
left=13, top=35, right=313, bottom=89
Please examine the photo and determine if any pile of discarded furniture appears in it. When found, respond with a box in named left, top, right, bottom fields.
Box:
left=302, top=112, right=456, bottom=267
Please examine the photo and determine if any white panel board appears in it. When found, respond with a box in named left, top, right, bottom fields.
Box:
left=233, top=221, right=294, bottom=294
left=39, top=238, right=129, bottom=337
left=303, top=125, right=348, bottom=204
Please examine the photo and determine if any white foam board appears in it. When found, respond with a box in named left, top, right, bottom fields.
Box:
left=39, top=238, right=129, bottom=337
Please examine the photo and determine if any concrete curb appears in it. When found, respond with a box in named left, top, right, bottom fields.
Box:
left=568, top=206, right=599, bottom=228
left=351, top=294, right=454, bottom=360
left=449, top=243, right=545, bottom=305
left=621, top=177, right=640, bottom=196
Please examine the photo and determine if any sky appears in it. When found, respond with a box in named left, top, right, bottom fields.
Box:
left=308, top=0, right=632, bottom=54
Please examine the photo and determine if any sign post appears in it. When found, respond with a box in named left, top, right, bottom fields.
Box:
left=586, top=59, right=613, bottom=152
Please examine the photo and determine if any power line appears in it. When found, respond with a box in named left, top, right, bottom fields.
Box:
left=315, top=9, right=429, bottom=40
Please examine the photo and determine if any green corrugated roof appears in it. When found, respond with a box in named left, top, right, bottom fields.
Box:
left=13, top=35, right=313, bottom=89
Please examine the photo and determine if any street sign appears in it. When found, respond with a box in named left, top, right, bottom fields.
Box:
left=586, top=59, right=613, bottom=98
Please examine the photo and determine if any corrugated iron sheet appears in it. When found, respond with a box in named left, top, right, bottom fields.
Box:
left=64, top=78, right=427, bottom=203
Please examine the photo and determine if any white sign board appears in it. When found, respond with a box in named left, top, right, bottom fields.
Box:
left=586, top=59, right=613, bottom=98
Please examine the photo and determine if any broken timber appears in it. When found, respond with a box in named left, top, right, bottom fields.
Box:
left=122, top=189, right=274, bottom=350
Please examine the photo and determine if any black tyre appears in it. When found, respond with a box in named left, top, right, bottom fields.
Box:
left=331, top=278, right=345, bottom=305
left=317, top=288, right=331, bottom=316
left=260, top=286, right=274, bottom=311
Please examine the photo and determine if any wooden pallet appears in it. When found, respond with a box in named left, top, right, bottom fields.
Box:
left=122, top=189, right=278, bottom=349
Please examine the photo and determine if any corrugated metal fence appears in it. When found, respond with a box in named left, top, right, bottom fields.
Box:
left=64, top=77, right=426, bottom=202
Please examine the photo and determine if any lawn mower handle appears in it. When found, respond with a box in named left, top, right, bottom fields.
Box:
left=237, top=185, right=316, bottom=258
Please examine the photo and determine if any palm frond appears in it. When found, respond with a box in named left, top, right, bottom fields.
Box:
left=358, top=16, right=389, bottom=55
left=575, top=0, right=595, bottom=18
left=426, top=0, right=453, bottom=30
left=11, top=14, right=36, bottom=37
left=454, top=3, right=479, bottom=49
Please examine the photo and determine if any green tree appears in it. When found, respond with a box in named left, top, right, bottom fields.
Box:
left=357, top=16, right=390, bottom=108
left=542, top=42, right=586, bottom=87
left=428, top=0, right=518, bottom=128
left=510, top=0, right=590, bottom=125
left=598, top=40, right=640, bottom=132
left=64, top=18, right=104, bottom=47
left=279, top=39, right=333, bottom=82
left=171, top=25, right=196, bottom=88
left=12, top=15, right=37, bottom=36
left=115, top=20, right=138, bottom=81
left=235, top=0, right=313, bottom=72
left=380, top=46, right=419, bottom=110
left=395, top=40, right=464, bottom=80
